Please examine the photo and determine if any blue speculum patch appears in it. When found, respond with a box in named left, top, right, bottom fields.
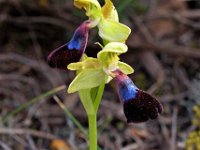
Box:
left=119, top=79, right=138, bottom=102
left=68, top=36, right=82, bottom=50
left=68, top=24, right=87, bottom=50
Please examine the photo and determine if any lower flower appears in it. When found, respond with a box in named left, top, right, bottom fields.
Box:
left=112, top=69, right=163, bottom=123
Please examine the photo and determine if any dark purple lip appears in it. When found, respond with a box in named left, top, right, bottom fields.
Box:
left=47, top=21, right=90, bottom=70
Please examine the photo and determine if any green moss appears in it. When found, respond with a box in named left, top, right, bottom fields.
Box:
left=186, top=105, right=200, bottom=149
left=186, top=131, right=200, bottom=150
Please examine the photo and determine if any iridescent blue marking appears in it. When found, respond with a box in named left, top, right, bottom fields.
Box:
left=68, top=32, right=83, bottom=50
left=119, top=79, right=138, bottom=101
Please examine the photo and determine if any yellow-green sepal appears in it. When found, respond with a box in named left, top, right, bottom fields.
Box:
left=98, top=19, right=131, bottom=42
left=118, top=61, right=134, bottom=74
left=68, top=68, right=106, bottom=93
left=67, top=57, right=100, bottom=70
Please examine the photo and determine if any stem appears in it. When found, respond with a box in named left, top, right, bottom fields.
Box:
left=88, top=114, right=97, bottom=150
left=94, top=83, right=105, bottom=112
left=88, top=83, right=105, bottom=150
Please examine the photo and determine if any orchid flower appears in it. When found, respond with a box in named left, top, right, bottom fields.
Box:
left=67, top=42, right=134, bottom=93
left=47, top=0, right=163, bottom=149
left=111, top=69, right=163, bottom=123
left=47, top=20, right=91, bottom=69
left=74, top=0, right=131, bottom=43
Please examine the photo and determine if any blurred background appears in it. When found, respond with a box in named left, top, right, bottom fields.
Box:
left=0, top=0, right=200, bottom=149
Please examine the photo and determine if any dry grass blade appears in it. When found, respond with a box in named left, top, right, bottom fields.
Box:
left=0, top=128, right=57, bottom=140
left=0, top=141, right=12, bottom=150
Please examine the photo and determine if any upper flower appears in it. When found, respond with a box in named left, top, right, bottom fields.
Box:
left=74, top=0, right=131, bottom=43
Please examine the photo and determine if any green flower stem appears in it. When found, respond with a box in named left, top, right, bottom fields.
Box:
left=54, top=96, right=102, bottom=150
left=88, top=83, right=105, bottom=150
left=88, top=114, right=97, bottom=150
left=94, top=83, right=105, bottom=112
left=79, top=82, right=105, bottom=149
left=2, top=85, right=66, bottom=124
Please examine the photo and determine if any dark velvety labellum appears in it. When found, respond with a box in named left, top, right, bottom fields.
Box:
left=123, top=89, right=163, bottom=123
left=47, top=43, right=82, bottom=70
left=47, top=21, right=89, bottom=70
left=113, top=69, right=163, bottom=123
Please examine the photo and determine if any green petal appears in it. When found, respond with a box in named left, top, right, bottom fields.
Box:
left=97, top=42, right=128, bottom=61
left=118, top=61, right=134, bottom=74
left=102, top=0, right=119, bottom=21
left=102, top=42, right=128, bottom=53
left=74, top=0, right=102, bottom=20
left=98, top=19, right=131, bottom=42
left=67, top=57, right=100, bottom=70
left=68, top=68, right=105, bottom=93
